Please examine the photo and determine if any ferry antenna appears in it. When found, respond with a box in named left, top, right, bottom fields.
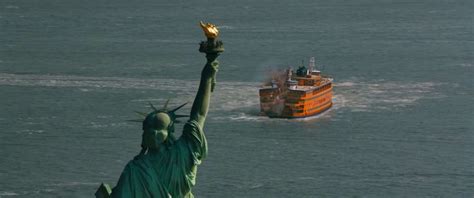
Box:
left=309, top=57, right=315, bottom=71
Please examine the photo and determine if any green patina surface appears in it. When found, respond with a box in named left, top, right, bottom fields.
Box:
left=110, top=120, right=207, bottom=198
left=96, top=24, right=223, bottom=198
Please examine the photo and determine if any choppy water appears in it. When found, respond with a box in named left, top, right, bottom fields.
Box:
left=1, top=0, right=473, bottom=197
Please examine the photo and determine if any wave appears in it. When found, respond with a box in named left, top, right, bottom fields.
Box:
left=458, top=63, right=473, bottom=67
left=218, top=25, right=235, bottom=30
left=17, top=129, right=45, bottom=134
left=5, top=5, right=19, bottom=9
left=0, top=182, right=98, bottom=197
left=333, top=80, right=444, bottom=112
left=0, top=73, right=444, bottom=121
left=47, top=181, right=98, bottom=187
left=0, top=73, right=198, bottom=91
left=0, top=191, right=19, bottom=196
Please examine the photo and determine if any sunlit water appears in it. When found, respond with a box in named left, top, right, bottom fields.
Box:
left=0, top=0, right=473, bottom=197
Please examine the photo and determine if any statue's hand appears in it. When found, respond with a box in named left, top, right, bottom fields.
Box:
left=203, top=60, right=219, bottom=76
left=210, top=61, right=219, bottom=73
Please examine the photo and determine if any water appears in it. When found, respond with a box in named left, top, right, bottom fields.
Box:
left=0, top=0, right=473, bottom=197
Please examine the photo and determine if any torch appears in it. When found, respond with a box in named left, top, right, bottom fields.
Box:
left=199, top=21, right=224, bottom=92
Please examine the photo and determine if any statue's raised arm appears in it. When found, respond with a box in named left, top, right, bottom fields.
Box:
left=95, top=22, right=224, bottom=198
left=190, top=21, right=224, bottom=128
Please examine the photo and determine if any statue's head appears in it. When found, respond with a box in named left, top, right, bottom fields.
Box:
left=136, top=101, right=188, bottom=150
left=142, top=112, right=171, bottom=149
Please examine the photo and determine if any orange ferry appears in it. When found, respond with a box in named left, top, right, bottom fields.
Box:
left=259, top=57, right=333, bottom=118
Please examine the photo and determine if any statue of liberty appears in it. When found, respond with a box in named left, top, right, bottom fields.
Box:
left=96, top=21, right=224, bottom=198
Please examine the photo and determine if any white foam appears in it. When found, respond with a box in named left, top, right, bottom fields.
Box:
left=334, top=82, right=355, bottom=87
left=5, top=5, right=19, bottom=9
left=227, top=113, right=268, bottom=122
left=211, top=81, right=260, bottom=111
left=333, top=80, right=444, bottom=112
left=291, top=107, right=333, bottom=121
left=458, top=63, right=473, bottom=67
left=218, top=25, right=235, bottom=30
left=17, top=129, right=44, bottom=134
left=89, top=122, right=129, bottom=128
left=0, top=191, right=19, bottom=196
left=249, top=183, right=264, bottom=189
left=47, top=182, right=98, bottom=187
left=0, top=73, right=197, bottom=91
left=0, top=73, right=444, bottom=121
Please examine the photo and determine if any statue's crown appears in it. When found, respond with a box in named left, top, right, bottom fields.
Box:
left=130, top=100, right=189, bottom=131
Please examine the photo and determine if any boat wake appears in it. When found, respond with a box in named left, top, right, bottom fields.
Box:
left=0, top=73, right=445, bottom=122
left=333, top=78, right=445, bottom=112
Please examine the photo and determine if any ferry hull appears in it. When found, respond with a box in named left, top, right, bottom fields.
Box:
left=259, top=58, right=334, bottom=119
left=260, top=83, right=333, bottom=119
left=268, top=102, right=332, bottom=119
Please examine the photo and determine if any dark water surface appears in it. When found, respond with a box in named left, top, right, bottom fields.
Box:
left=1, top=0, right=473, bottom=197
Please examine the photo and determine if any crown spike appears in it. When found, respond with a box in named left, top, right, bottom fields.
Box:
left=163, top=99, right=170, bottom=110
left=169, top=102, right=188, bottom=113
left=134, top=111, right=148, bottom=118
left=149, top=102, right=158, bottom=111
left=127, top=119, right=144, bottom=122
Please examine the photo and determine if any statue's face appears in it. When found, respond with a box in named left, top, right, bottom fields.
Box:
left=142, top=112, right=171, bottom=149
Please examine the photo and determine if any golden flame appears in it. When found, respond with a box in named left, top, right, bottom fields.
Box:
left=199, top=21, right=219, bottom=39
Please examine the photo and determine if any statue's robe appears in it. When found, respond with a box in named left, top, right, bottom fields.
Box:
left=111, top=120, right=207, bottom=198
